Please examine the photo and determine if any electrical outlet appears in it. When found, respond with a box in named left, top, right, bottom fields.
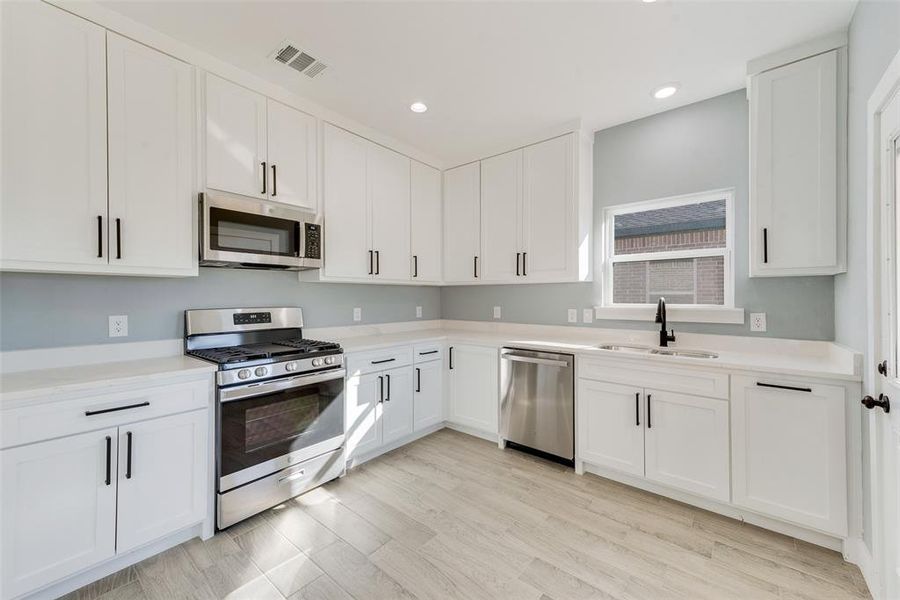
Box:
left=493, top=306, right=502, bottom=319
left=353, top=307, right=362, bottom=322
left=567, top=308, right=577, bottom=323
left=416, top=306, right=423, bottom=318
left=583, top=308, right=593, bottom=324
left=750, top=312, right=767, bottom=332
left=108, top=315, right=128, bottom=338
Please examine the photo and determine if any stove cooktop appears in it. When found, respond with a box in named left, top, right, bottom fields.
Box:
left=187, top=338, right=342, bottom=366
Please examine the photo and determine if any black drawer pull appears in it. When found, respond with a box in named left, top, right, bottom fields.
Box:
left=647, top=394, right=652, bottom=429
left=378, top=375, right=384, bottom=402
left=371, top=358, right=396, bottom=365
left=97, top=215, right=103, bottom=258
left=416, top=367, right=421, bottom=392
left=635, top=392, right=640, bottom=427
left=385, top=373, right=391, bottom=401
left=125, top=431, right=133, bottom=479
left=763, top=228, right=768, bottom=264
left=419, top=350, right=439, bottom=356
left=85, top=401, right=150, bottom=417
left=756, top=382, right=812, bottom=393
left=105, top=436, right=112, bottom=486
left=115, top=218, right=122, bottom=259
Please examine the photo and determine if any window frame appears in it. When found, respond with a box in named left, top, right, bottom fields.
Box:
left=601, top=188, right=736, bottom=310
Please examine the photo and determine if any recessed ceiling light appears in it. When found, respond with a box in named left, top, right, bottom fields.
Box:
left=642, top=0, right=657, bottom=3
left=652, top=83, right=679, bottom=99
left=410, top=102, right=428, bottom=113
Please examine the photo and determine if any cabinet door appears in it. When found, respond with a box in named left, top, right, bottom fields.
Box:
left=369, top=143, right=411, bottom=281
left=1, top=1, right=108, bottom=270
left=381, top=366, right=415, bottom=445
left=411, top=161, right=443, bottom=283
left=443, top=163, right=481, bottom=282
left=576, top=380, right=644, bottom=477
left=116, top=410, right=208, bottom=553
left=205, top=73, right=267, bottom=199
left=345, top=373, right=383, bottom=459
left=644, top=389, right=730, bottom=502
left=731, top=376, right=847, bottom=535
left=267, top=99, right=317, bottom=211
left=523, top=135, right=575, bottom=282
left=750, top=50, right=841, bottom=276
left=414, top=360, right=444, bottom=430
left=448, top=345, right=498, bottom=434
left=1, top=429, right=118, bottom=598
left=107, top=33, right=194, bottom=274
left=323, top=124, right=372, bottom=279
left=480, top=149, right=523, bottom=281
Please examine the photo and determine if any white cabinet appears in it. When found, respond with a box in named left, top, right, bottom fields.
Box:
left=368, top=143, right=411, bottom=281
left=345, top=372, right=383, bottom=459
left=443, top=163, right=481, bottom=282
left=749, top=48, right=846, bottom=276
left=731, top=376, right=847, bottom=535
left=116, top=410, right=209, bottom=553
left=107, top=33, right=194, bottom=275
left=447, top=344, right=498, bottom=435
left=381, top=366, right=415, bottom=445
left=1, top=429, right=118, bottom=599
left=480, top=150, right=523, bottom=281
left=577, top=380, right=644, bottom=477
left=205, top=74, right=317, bottom=210
left=411, top=161, right=443, bottom=283
left=414, top=357, right=444, bottom=431
left=643, top=389, right=730, bottom=502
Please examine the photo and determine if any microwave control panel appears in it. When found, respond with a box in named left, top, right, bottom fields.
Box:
left=304, top=223, right=322, bottom=259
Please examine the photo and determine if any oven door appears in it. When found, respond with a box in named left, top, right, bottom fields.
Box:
left=218, top=368, right=345, bottom=492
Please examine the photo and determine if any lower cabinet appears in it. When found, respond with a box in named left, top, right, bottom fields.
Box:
left=345, top=364, right=415, bottom=459
left=577, top=380, right=644, bottom=477
left=414, top=359, right=444, bottom=430
left=381, top=366, right=415, bottom=446
left=730, top=375, right=847, bottom=535
left=447, top=344, right=499, bottom=435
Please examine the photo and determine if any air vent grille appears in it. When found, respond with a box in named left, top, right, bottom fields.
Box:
left=272, top=42, right=328, bottom=79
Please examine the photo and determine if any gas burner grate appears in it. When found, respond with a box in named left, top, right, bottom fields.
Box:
left=275, top=338, right=342, bottom=353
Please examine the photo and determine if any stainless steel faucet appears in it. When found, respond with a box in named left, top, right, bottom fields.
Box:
left=655, top=297, right=676, bottom=347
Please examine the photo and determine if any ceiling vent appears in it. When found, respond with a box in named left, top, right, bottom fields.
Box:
left=272, top=41, right=328, bottom=79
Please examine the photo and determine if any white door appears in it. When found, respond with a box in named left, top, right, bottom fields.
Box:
left=411, top=161, right=443, bottom=283
left=480, top=149, right=523, bottom=282
left=643, top=389, right=730, bottom=502
left=1, top=429, right=118, bottom=598
left=523, top=135, right=575, bottom=282
left=369, top=143, right=411, bottom=281
left=448, top=345, right=498, bottom=434
left=869, top=73, right=900, bottom=600
left=750, top=50, right=840, bottom=276
left=323, top=124, right=371, bottom=279
left=443, top=163, right=481, bottom=282
left=267, top=99, right=317, bottom=210
left=381, top=366, right=415, bottom=445
left=116, top=410, right=208, bottom=553
left=205, top=73, right=267, bottom=199
left=730, top=376, right=846, bottom=535
left=1, top=1, right=108, bottom=270
left=414, top=360, right=444, bottom=430
left=576, top=380, right=644, bottom=477
left=345, top=372, right=383, bottom=459
left=107, top=33, right=194, bottom=274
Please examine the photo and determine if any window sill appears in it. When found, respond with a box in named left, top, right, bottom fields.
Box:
left=593, top=305, right=745, bottom=325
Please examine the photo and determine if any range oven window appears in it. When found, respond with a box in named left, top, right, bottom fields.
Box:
left=219, top=375, right=343, bottom=479
left=209, top=207, right=299, bottom=257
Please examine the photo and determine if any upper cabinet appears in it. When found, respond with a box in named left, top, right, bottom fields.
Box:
left=1, top=2, right=195, bottom=277
left=411, top=161, right=443, bottom=283
left=749, top=45, right=847, bottom=277
left=443, top=162, right=481, bottom=283
left=205, top=74, right=317, bottom=211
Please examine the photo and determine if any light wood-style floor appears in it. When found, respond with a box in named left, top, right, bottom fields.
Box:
left=63, top=429, right=871, bottom=600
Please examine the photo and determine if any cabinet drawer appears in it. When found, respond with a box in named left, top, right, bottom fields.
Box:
left=578, top=356, right=728, bottom=400
left=413, top=343, right=443, bottom=364
left=2, top=380, right=210, bottom=449
left=346, top=346, right=413, bottom=377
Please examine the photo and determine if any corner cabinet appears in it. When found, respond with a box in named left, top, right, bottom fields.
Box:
left=447, top=344, right=499, bottom=436
left=443, top=163, right=482, bottom=283
left=749, top=46, right=847, bottom=276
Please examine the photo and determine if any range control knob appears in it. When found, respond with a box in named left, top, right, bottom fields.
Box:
left=312, top=358, right=324, bottom=367
left=324, top=356, right=335, bottom=365
left=285, top=362, right=298, bottom=372
left=237, top=369, right=252, bottom=380
left=254, top=367, right=268, bottom=377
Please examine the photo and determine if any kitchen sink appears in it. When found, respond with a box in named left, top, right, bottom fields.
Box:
left=596, top=343, right=718, bottom=359
left=595, top=343, right=657, bottom=354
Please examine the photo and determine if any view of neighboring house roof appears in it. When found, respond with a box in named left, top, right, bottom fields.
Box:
left=614, top=199, right=727, bottom=237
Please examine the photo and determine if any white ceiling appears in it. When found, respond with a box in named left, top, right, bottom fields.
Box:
left=97, top=0, right=856, bottom=166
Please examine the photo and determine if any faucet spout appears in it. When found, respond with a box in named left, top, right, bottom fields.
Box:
left=655, top=297, right=676, bottom=347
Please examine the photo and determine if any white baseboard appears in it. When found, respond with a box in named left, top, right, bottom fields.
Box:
left=844, top=537, right=880, bottom=599
left=443, top=421, right=499, bottom=443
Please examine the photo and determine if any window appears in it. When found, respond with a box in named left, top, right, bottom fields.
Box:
left=602, top=189, right=735, bottom=309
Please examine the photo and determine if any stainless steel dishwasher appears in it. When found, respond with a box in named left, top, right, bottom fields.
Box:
left=499, top=347, right=574, bottom=463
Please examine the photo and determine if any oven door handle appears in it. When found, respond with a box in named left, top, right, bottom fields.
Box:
left=219, top=368, right=346, bottom=403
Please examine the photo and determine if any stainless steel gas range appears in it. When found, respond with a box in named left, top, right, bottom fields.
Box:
left=184, top=307, right=345, bottom=530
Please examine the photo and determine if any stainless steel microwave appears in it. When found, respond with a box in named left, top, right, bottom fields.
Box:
left=199, top=191, right=322, bottom=270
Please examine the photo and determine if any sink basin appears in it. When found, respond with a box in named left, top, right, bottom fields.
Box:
left=596, top=343, right=718, bottom=359
left=654, top=348, right=719, bottom=359
left=595, top=343, right=656, bottom=354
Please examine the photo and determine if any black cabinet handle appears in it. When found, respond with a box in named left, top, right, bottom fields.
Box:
left=763, top=228, right=768, bottom=264
left=635, top=392, right=640, bottom=427
left=85, top=401, right=150, bottom=417
left=861, top=394, right=891, bottom=413
left=375, top=250, right=380, bottom=275
left=271, top=164, right=277, bottom=196
left=97, top=215, right=103, bottom=258
left=419, top=350, right=438, bottom=356
left=416, top=367, right=421, bottom=392
left=368, top=250, right=374, bottom=275
left=105, top=436, right=112, bottom=486
left=385, top=373, right=391, bottom=401
left=647, top=394, right=652, bottom=429
left=371, top=358, right=396, bottom=365
left=261, top=161, right=267, bottom=194
left=523, top=252, right=527, bottom=276
left=878, top=360, right=888, bottom=376
left=115, top=218, right=122, bottom=259
left=449, top=346, right=454, bottom=369
left=125, top=431, right=133, bottom=479
left=516, top=253, right=521, bottom=276
left=756, top=382, right=812, bottom=393
left=474, top=256, right=478, bottom=278
left=413, top=255, right=418, bottom=278
left=378, top=375, right=384, bottom=402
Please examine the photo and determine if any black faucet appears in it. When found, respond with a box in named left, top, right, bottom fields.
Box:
left=655, top=297, right=676, bottom=347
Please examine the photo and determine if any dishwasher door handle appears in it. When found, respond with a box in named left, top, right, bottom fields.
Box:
left=502, top=354, right=570, bottom=368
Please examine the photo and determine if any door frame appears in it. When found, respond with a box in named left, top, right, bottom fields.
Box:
left=864, top=47, right=900, bottom=600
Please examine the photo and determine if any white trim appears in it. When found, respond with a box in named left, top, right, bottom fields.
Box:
left=593, top=304, right=745, bottom=325
left=746, top=31, right=848, bottom=77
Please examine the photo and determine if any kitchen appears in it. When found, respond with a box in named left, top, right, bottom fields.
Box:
left=1, top=1, right=899, bottom=599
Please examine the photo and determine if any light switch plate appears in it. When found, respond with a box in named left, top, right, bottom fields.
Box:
left=416, top=306, right=423, bottom=318
left=493, top=306, right=502, bottom=319
left=353, top=307, right=362, bottom=322
left=583, top=308, right=593, bottom=324
left=750, top=312, right=767, bottom=332
left=567, top=308, right=577, bottom=323
left=109, top=315, right=128, bottom=337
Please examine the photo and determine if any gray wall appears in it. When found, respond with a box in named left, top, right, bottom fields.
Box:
left=0, top=270, right=440, bottom=350
left=442, top=90, right=836, bottom=340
